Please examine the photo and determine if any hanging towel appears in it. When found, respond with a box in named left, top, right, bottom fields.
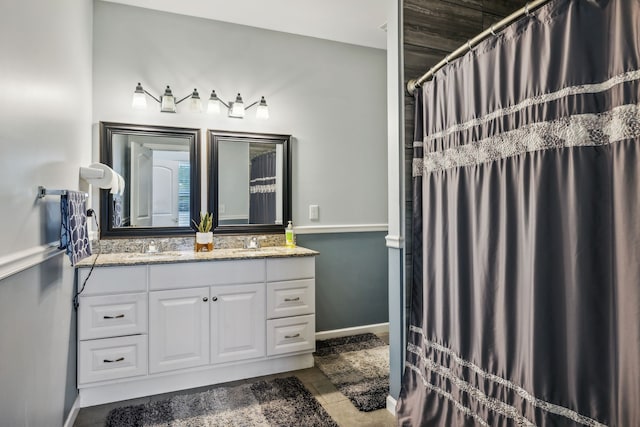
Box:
left=112, top=194, right=123, bottom=227
left=59, top=191, right=92, bottom=266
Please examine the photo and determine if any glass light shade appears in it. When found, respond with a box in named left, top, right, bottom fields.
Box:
left=256, top=96, right=269, bottom=119
left=160, top=85, right=176, bottom=113
left=188, top=89, right=202, bottom=113
left=132, top=83, right=147, bottom=109
left=229, top=93, right=245, bottom=117
left=207, top=90, right=220, bottom=114
left=230, top=102, right=245, bottom=117
left=207, top=99, right=221, bottom=114
left=189, top=97, right=202, bottom=112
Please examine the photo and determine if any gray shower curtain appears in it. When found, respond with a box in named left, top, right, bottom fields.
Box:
left=397, top=0, right=640, bottom=426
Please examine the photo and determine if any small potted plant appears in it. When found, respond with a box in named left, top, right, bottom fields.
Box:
left=193, top=212, right=213, bottom=252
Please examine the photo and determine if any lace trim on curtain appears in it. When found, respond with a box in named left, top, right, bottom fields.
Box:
left=414, top=69, right=640, bottom=148
left=413, top=102, right=640, bottom=176
left=250, top=184, right=276, bottom=194
left=407, top=325, right=608, bottom=427
left=250, top=176, right=275, bottom=183
left=405, top=363, right=491, bottom=427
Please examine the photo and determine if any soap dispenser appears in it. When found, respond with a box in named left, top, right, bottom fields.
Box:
left=285, top=220, right=296, bottom=248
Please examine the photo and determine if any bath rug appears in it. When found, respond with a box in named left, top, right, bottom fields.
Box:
left=105, top=376, right=337, bottom=427
left=314, top=333, right=389, bottom=412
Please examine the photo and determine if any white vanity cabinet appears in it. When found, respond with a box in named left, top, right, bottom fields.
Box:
left=210, top=283, right=266, bottom=364
left=77, top=266, right=148, bottom=386
left=266, top=257, right=316, bottom=356
left=76, top=253, right=316, bottom=408
left=149, top=287, right=210, bottom=373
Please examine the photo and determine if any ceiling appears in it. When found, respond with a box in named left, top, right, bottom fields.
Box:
left=104, top=0, right=389, bottom=50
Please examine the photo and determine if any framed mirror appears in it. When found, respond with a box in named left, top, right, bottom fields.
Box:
left=99, top=122, right=201, bottom=237
left=208, top=130, right=291, bottom=234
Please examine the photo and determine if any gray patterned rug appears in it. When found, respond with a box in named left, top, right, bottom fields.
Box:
left=105, top=376, right=337, bottom=426
left=314, top=333, right=389, bottom=412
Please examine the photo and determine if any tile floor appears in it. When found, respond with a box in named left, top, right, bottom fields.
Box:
left=74, top=334, right=396, bottom=427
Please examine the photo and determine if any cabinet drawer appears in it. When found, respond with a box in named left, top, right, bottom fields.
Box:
left=267, top=279, right=315, bottom=319
left=77, top=266, right=147, bottom=295
left=79, top=293, right=147, bottom=340
left=149, top=260, right=264, bottom=290
left=78, top=335, right=147, bottom=385
left=267, top=257, right=315, bottom=281
left=267, top=314, right=315, bottom=356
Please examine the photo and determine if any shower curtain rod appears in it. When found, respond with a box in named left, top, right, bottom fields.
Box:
left=406, top=0, right=551, bottom=95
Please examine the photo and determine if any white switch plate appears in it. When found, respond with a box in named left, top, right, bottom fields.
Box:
left=309, top=204, right=319, bottom=221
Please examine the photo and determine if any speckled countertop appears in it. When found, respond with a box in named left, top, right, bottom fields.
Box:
left=75, top=246, right=318, bottom=268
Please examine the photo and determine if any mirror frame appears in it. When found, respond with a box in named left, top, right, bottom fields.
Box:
left=99, top=122, right=201, bottom=238
left=207, top=130, right=292, bottom=235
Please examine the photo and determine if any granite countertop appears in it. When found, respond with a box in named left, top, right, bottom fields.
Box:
left=76, top=246, right=319, bottom=268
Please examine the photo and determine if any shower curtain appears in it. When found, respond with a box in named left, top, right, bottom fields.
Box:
left=249, top=151, right=276, bottom=224
left=397, top=0, right=640, bottom=426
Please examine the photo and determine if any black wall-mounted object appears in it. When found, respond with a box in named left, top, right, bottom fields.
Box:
left=99, top=121, right=201, bottom=238
left=207, top=130, right=292, bottom=235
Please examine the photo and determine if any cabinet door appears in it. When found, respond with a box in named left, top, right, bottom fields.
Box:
left=211, top=283, right=265, bottom=364
left=149, top=288, right=210, bottom=373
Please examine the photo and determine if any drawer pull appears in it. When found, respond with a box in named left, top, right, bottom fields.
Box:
left=284, top=297, right=300, bottom=302
left=103, top=357, right=125, bottom=363
left=103, top=314, right=125, bottom=319
left=284, top=333, right=301, bottom=339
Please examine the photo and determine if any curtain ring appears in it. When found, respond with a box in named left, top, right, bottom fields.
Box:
left=444, top=55, right=450, bottom=64
left=525, top=2, right=531, bottom=16
left=466, top=40, right=472, bottom=51
left=490, top=25, right=496, bottom=36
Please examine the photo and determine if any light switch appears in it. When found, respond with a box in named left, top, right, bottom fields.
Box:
left=309, top=204, right=319, bottom=221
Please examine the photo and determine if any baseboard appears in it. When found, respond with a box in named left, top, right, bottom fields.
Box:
left=386, top=395, right=397, bottom=415
left=315, top=322, right=389, bottom=340
left=63, top=395, right=81, bottom=427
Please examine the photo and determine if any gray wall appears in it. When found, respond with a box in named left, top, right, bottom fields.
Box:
left=93, top=2, right=389, bottom=332
left=297, top=232, right=389, bottom=331
left=0, top=258, right=77, bottom=426
left=0, top=0, right=93, bottom=424
left=92, top=1, right=388, bottom=228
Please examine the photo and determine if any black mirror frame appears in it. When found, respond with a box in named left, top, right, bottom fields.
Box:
left=207, top=130, right=292, bottom=235
left=99, top=122, right=201, bottom=238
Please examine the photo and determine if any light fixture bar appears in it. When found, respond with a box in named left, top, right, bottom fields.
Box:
left=133, top=83, right=269, bottom=119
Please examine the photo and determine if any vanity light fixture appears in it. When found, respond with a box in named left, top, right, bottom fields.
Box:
left=207, top=91, right=269, bottom=119
left=132, top=83, right=202, bottom=113
left=133, top=83, right=269, bottom=119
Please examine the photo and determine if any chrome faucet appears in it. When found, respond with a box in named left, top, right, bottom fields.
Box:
left=144, top=240, right=160, bottom=254
left=245, top=236, right=260, bottom=249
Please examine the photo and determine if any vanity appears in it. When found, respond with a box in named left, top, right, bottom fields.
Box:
left=77, top=123, right=308, bottom=407
left=75, top=247, right=317, bottom=407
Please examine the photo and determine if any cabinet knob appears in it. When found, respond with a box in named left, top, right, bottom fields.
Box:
left=203, top=297, right=208, bottom=302
left=212, top=296, right=218, bottom=302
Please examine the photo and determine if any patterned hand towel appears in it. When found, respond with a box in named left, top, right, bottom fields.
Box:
left=59, top=191, right=92, bottom=265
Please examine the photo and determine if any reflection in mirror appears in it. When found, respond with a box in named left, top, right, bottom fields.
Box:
left=100, top=122, right=201, bottom=237
left=208, top=130, right=291, bottom=234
